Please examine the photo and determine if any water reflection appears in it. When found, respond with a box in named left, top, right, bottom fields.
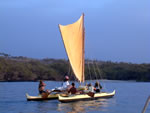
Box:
left=57, top=98, right=112, bottom=113
left=34, top=100, right=58, bottom=113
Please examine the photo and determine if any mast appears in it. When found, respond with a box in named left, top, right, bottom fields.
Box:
left=82, top=13, right=85, bottom=83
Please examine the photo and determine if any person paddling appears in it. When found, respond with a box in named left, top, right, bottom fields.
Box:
left=84, top=83, right=95, bottom=97
left=39, top=80, right=46, bottom=94
left=94, top=81, right=102, bottom=93
left=38, top=80, right=50, bottom=98
left=68, top=82, right=77, bottom=94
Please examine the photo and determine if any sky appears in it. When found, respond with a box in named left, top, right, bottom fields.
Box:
left=0, top=0, right=150, bottom=64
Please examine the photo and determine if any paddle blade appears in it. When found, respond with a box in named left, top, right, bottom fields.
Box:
left=87, top=92, right=95, bottom=97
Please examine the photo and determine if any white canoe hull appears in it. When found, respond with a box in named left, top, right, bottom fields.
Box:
left=26, top=93, right=58, bottom=101
left=58, top=90, right=115, bottom=103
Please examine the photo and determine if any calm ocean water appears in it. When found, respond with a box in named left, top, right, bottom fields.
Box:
left=0, top=80, right=150, bottom=113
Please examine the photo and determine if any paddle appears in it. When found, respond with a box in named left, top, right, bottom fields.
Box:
left=51, top=89, right=62, bottom=92
left=87, top=92, right=95, bottom=97
left=41, top=90, right=51, bottom=99
left=41, top=92, right=49, bottom=99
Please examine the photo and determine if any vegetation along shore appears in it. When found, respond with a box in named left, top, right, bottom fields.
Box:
left=0, top=53, right=150, bottom=82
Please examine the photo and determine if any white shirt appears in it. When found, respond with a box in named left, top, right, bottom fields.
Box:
left=62, top=81, right=70, bottom=89
left=53, top=81, right=70, bottom=91
left=88, top=86, right=94, bottom=92
left=84, top=86, right=94, bottom=93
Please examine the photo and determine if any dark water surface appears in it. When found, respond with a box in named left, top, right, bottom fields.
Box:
left=0, top=80, right=150, bottom=113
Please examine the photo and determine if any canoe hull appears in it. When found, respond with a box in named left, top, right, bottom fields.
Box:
left=58, top=90, right=115, bottom=103
left=26, top=93, right=58, bottom=101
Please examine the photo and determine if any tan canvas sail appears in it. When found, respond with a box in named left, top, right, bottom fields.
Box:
left=59, top=14, right=85, bottom=83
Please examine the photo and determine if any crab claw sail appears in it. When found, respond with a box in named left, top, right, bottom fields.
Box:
left=59, top=14, right=85, bottom=83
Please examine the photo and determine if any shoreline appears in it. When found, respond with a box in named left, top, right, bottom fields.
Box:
left=0, top=79, right=149, bottom=82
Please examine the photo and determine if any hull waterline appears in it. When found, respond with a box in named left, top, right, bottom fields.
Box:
left=26, top=93, right=58, bottom=101
left=58, top=90, right=115, bottom=103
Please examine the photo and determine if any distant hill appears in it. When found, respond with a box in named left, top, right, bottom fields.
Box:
left=0, top=54, right=150, bottom=82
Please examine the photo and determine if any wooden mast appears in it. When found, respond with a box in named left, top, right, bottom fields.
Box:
left=82, top=13, right=85, bottom=83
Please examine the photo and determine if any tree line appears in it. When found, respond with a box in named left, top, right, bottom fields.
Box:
left=0, top=56, right=150, bottom=82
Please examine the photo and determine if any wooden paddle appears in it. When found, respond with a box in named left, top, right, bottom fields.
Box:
left=41, top=92, right=49, bottom=99
left=52, top=89, right=62, bottom=92
left=41, top=90, right=51, bottom=99
left=87, top=92, right=95, bottom=97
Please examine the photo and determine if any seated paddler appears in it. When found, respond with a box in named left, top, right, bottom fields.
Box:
left=68, top=82, right=77, bottom=94
left=52, top=75, right=70, bottom=92
left=38, top=80, right=50, bottom=95
left=84, top=83, right=94, bottom=93
left=62, top=76, right=70, bottom=89
left=94, top=81, right=102, bottom=93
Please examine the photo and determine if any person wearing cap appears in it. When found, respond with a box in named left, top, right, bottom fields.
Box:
left=51, top=75, right=70, bottom=91
left=61, top=76, right=70, bottom=90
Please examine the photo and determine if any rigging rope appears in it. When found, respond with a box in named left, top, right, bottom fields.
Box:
left=95, top=61, right=107, bottom=92
left=142, top=96, right=150, bottom=113
left=92, top=60, right=98, bottom=80
left=87, top=60, right=92, bottom=82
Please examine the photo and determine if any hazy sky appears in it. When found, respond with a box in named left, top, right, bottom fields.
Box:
left=0, top=0, right=150, bottom=63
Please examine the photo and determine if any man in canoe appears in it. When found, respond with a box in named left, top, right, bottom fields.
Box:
left=68, top=82, right=77, bottom=94
left=85, top=83, right=94, bottom=93
left=84, top=83, right=95, bottom=97
left=51, top=75, right=70, bottom=92
left=38, top=80, right=50, bottom=98
left=94, top=81, right=102, bottom=93
left=62, top=76, right=70, bottom=89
